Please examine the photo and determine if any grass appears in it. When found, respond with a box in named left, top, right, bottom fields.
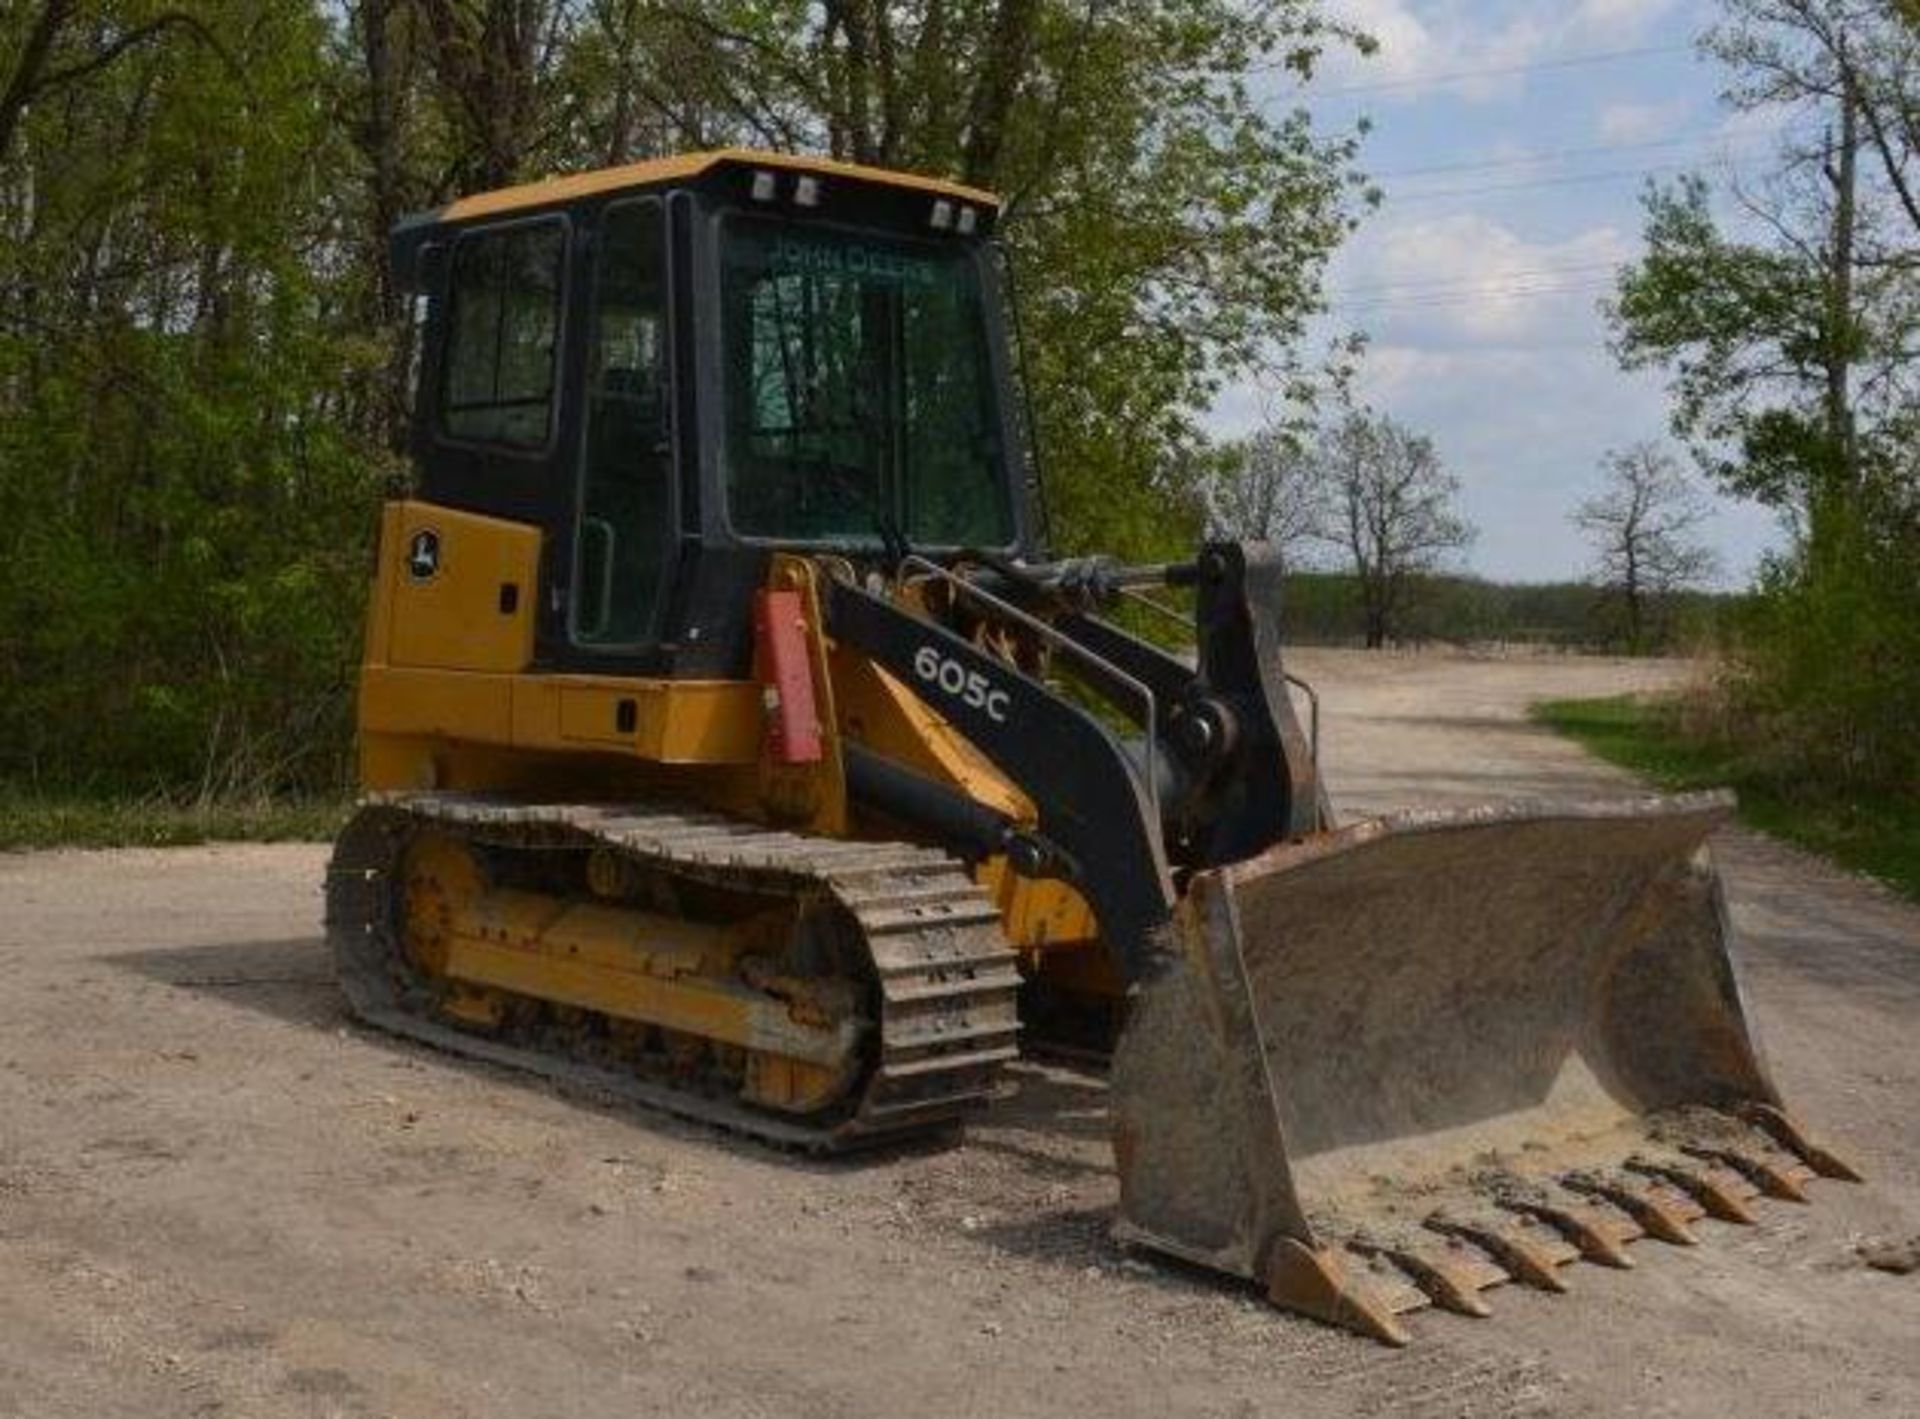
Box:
left=0, top=790, right=350, bottom=851
left=1532, top=695, right=1920, bottom=903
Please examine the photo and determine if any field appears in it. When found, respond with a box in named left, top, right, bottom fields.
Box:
left=1, top=648, right=1916, bottom=1419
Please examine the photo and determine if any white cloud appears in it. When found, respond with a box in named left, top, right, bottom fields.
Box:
left=1331, top=213, right=1635, bottom=345
left=1568, top=0, right=1679, bottom=43
left=1597, top=97, right=1694, bottom=142
left=1320, top=0, right=1688, bottom=101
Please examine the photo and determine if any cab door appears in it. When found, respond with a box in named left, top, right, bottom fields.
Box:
left=415, top=211, right=582, bottom=655
left=568, top=197, right=678, bottom=652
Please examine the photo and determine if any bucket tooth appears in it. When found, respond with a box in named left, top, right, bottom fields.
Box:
left=1626, top=1155, right=1760, bottom=1225
left=1680, top=1142, right=1814, bottom=1203
left=1491, top=1193, right=1639, bottom=1268
left=1263, top=1238, right=1414, bottom=1347
left=1424, top=1212, right=1572, bottom=1293
left=1561, top=1172, right=1700, bottom=1246
left=1347, top=1231, right=1505, bottom=1318
left=1736, top=1102, right=1864, bottom=1183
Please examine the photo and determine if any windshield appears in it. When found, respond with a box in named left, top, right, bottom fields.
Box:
left=719, top=216, right=1015, bottom=548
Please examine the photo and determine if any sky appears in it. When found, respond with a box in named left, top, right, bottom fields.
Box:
left=1211, top=0, right=1789, bottom=585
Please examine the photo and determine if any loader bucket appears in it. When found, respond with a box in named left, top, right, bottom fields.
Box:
left=1110, top=792, right=1858, bottom=1344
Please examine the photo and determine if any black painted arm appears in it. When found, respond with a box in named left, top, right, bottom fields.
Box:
left=823, top=577, right=1178, bottom=983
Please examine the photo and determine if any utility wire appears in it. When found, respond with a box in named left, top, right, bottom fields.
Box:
left=1371, top=130, right=1761, bottom=181
left=1306, top=43, right=1692, bottom=99
left=1333, top=271, right=1622, bottom=305
left=1331, top=277, right=1617, bottom=313
left=1383, top=157, right=1739, bottom=202
left=1335, top=258, right=1622, bottom=297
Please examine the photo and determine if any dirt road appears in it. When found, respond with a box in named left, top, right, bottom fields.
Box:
left=3, top=650, right=1916, bottom=1419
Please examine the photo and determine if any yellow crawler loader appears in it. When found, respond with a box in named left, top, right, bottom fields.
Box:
left=327, top=149, right=1857, bottom=1343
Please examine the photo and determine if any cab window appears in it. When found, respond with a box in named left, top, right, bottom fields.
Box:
left=572, top=199, right=674, bottom=647
left=441, top=219, right=566, bottom=450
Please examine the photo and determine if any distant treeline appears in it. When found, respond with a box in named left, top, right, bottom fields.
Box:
left=1280, top=572, right=1742, bottom=653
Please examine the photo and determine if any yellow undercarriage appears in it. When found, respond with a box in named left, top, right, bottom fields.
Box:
left=398, top=831, right=862, bottom=1115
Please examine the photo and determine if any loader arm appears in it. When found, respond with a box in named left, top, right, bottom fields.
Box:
left=822, top=540, right=1322, bottom=982
left=823, top=575, right=1177, bottom=980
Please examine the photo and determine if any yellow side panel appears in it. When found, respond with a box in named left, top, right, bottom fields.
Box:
left=361, top=666, right=515, bottom=743
left=511, top=676, right=764, bottom=764
left=363, top=665, right=760, bottom=763
left=385, top=502, right=540, bottom=674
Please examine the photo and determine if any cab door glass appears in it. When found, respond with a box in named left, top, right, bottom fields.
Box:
left=573, top=199, right=674, bottom=647
left=441, top=221, right=565, bottom=450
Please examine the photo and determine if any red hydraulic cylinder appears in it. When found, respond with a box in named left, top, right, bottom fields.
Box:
left=752, top=588, right=824, bottom=765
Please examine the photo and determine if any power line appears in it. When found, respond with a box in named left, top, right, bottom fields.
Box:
left=1335, top=258, right=1623, bottom=297
left=1307, top=43, right=1692, bottom=100
left=1384, top=157, right=1733, bottom=202
left=1372, top=130, right=1756, bottom=181
left=1331, top=276, right=1617, bottom=313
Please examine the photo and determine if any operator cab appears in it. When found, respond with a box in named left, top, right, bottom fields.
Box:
left=391, top=151, right=1041, bottom=678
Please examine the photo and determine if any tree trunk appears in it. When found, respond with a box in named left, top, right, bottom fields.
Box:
left=962, top=0, right=1037, bottom=189
left=416, top=0, right=543, bottom=191
left=0, top=0, right=74, bottom=162
left=1822, top=75, right=1859, bottom=519
left=1624, top=544, right=1642, bottom=651
left=359, top=0, right=416, bottom=449
left=826, top=0, right=876, bottom=163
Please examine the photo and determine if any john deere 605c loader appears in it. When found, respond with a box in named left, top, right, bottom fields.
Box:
left=328, top=149, right=1856, bottom=1343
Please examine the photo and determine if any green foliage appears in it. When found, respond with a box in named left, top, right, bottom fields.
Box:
left=1607, top=0, right=1918, bottom=814
left=0, top=790, right=348, bottom=850
left=1608, top=0, right=1918, bottom=526
left=1533, top=694, right=1920, bottom=902
left=0, top=0, right=1368, bottom=820
left=1610, top=174, right=1863, bottom=512
left=969, top=1, right=1372, bottom=558
left=1726, top=494, right=1920, bottom=799
left=0, top=0, right=385, bottom=797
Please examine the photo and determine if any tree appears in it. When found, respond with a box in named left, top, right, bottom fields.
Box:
left=0, top=2, right=238, bottom=162
left=1200, top=428, right=1324, bottom=565
left=1609, top=0, right=1918, bottom=540
left=413, top=0, right=576, bottom=192
left=0, top=0, right=1379, bottom=800
left=0, top=0, right=376, bottom=795
left=1573, top=443, right=1721, bottom=650
left=1609, top=0, right=1919, bottom=800
left=1708, top=0, right=1920, bottom=241
left=1315, top=412, right=1474, bottom=648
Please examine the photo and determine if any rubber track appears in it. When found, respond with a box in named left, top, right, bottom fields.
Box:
left=325, top=793, right=1022, bottom=1152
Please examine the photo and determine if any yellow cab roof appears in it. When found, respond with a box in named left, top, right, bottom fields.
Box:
left=436, top=148, right=1000, bottom=223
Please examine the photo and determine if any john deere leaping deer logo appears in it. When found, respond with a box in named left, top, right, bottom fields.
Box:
left=406, top=528, right=441, bottom=582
